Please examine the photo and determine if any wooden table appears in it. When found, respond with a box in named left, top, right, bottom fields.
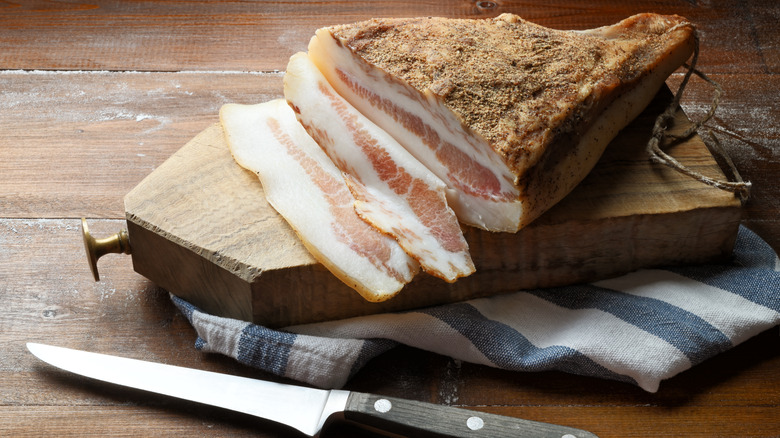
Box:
left=2, top=1, right=778, bottom=436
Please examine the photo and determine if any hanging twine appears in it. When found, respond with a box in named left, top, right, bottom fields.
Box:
left=646, top=28, right=751, bottom=203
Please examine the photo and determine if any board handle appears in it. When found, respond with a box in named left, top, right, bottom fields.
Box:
left=81, top=218, right=131, bottom=281
left=343, top=392, right=598, bottom=438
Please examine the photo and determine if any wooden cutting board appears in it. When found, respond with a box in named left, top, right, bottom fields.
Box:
left=124, top=88, right=742, bottom=327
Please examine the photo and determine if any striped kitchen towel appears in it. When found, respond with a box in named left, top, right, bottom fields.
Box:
left=172, top=225, right=779, bottom=392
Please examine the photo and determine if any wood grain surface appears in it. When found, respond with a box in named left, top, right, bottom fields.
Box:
left=2, top=1, right=778, bottom=437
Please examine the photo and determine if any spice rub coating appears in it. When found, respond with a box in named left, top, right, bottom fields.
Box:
left=327, top=13, right=694, bottom=178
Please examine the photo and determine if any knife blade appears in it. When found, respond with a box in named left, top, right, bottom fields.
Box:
left=27, top=343, right=598, bottom=437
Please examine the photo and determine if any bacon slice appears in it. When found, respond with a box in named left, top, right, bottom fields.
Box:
left=220, top=99, right=418, bottom=301
left=307, top=13, right=696, bottom=232
left=284, top=52, right=475, bottom=282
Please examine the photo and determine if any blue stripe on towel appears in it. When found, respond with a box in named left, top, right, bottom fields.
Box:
left=733, top=225, right=780, bottom=270
left=531, top=285, right=733, bottom=364
left=170, top=294, right=196, bottom=321
left=236, top=325, right=297, bottom=376
left=169, top=294, right=208, bottom=350
left=421, top=303, right=638, bottom=385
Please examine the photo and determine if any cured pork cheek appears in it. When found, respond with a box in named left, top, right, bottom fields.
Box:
left=284, top=52, right=475, bottom=282
left=220, top=99, right=418, bottom=302
left=308, top=13, right=696, bottom=232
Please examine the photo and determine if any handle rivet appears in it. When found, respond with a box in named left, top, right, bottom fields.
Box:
left=467, top=416, right=484, bottom=431
left=374, top=399, right=392, bottom=413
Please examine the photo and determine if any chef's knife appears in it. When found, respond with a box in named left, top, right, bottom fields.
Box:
left=27, top=343, right=597, bottom=437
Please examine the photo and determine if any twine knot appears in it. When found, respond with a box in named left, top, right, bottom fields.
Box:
left=646, top=27, right=751, bottom=203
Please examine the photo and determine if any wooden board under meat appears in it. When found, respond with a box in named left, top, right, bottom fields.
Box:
left=124, top=88, right=743, bottom=327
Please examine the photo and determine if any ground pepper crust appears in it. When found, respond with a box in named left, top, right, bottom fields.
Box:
left=328, top=13, right=692, bottom=178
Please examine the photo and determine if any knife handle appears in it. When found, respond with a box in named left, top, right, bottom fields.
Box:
left=343, top=392, right=598, bottom=438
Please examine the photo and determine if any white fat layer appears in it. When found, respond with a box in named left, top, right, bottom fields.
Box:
left=284, top=52, right=475, bottom=282
left=220, top=99, right=417, bottom=301
left=308, top=30, right=523, bottom=232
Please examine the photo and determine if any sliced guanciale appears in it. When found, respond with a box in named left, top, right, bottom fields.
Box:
left=284, top=52, right=475, bottom=282
left=220, top=99, right=419, bottom=301
left=308, top=13, right=696, bottom=232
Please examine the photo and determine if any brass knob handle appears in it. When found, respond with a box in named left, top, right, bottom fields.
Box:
left=81, top=218, right=131, bottom=281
